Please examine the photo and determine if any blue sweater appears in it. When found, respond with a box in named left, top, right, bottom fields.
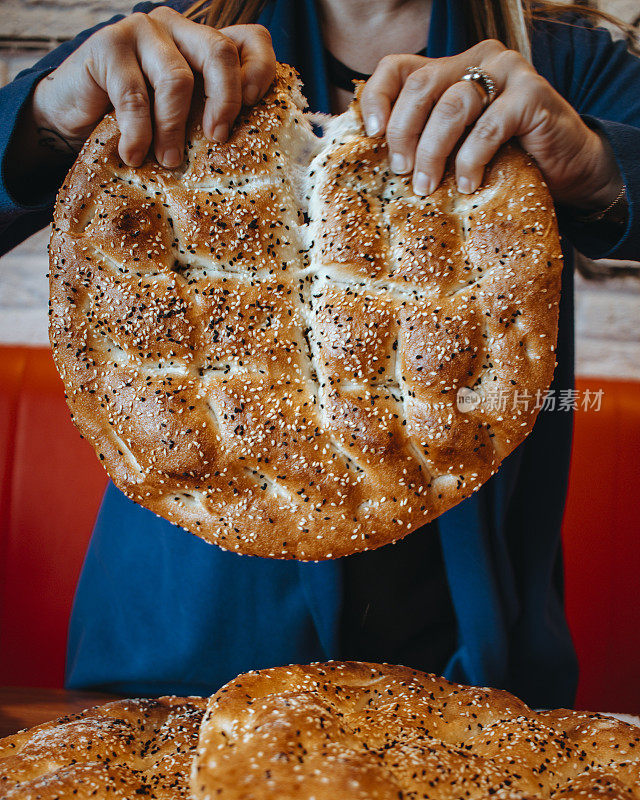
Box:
left=1, top=0, right=639, bottom=705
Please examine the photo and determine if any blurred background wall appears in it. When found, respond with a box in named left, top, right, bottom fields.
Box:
left=1, top=0, right=639, bottom=378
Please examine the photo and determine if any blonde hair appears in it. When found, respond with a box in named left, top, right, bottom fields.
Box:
left=183, top=1, right=637, bottom=60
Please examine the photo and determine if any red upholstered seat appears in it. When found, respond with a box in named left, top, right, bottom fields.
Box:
left=0, top=345, right=639, bottom=712
left=0, top=346, right=107, bottom=688
left=563, top=378, right=640, bottom=714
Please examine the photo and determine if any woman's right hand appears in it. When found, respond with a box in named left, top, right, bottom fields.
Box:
left=30, top=6, right=276, bottom=167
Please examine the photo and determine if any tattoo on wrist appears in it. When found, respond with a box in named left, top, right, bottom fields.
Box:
left=36, top=126, right=81, bottom=157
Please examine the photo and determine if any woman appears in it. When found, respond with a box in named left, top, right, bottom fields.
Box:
left=1, top=0, right=638, bottom=706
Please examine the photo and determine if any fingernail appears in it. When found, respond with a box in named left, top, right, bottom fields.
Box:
left=162, top=148, right=181, bottom=168
left=365, top=114, right=382, bottom=136
left=213, top=123, right=229, bottom=143
left=244, top=84, right=259, bottom=105
left=413, top=171, right=434, bottom=196
left=124, top=151, right=144, bottom=168
left=390, top=152, right=410, bottom=174
left=457, top=176, right=475, bottom=194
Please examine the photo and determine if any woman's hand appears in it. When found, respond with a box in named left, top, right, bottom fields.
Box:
left=360, top=39, right=622, bottom=211
left=30, top=7, right=276, bottom=167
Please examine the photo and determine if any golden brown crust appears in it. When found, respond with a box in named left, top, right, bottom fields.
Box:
left=192, top=661, right=640, bottom=800
left=0, top=696, right=206, bottom=799
left=49, top=63, right=563, bottom=560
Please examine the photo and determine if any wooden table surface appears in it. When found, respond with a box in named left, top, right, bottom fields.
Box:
left=0, top=687, right=123, bottom=739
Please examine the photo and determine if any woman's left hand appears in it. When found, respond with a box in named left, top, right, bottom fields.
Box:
left=360, top=39, right=622, bottom=210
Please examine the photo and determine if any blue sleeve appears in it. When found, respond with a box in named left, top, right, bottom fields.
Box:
left=532, top=17, right=640, bottom=261
left=0, top=0, right=188, bottom=256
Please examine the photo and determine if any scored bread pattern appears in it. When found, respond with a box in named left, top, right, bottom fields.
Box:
left=0, top=697, right=206, bottom=799
left=192, top=661, right=640, bottom=800
left=49, top=64, right=562, bottom=560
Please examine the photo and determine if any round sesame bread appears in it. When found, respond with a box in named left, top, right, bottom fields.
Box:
left=192, top=661, right=640, bottom=800
left=0, top=696, right=206, bottom=799
left=49, top=63, right=562, bottom=560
